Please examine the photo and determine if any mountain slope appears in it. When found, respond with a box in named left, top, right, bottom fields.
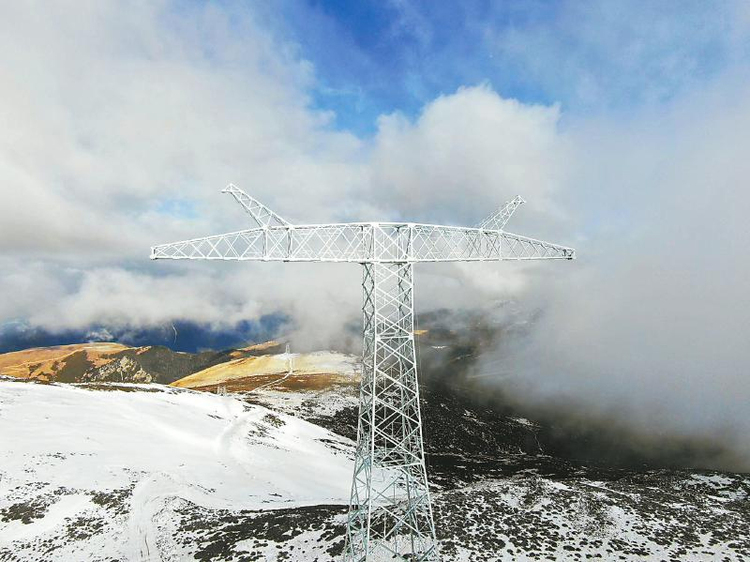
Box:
left=2, top=312, right=749, bottom=561
left=171, top=350, right=359, bottom=392
left=0, top=343, right=132, bottom=380
left=2, top=379, right=748, bottom=561
left=0, top=343, right=259, bottom=385
left=0, top=380, right=352, bottom=561
left=0, top=341, right=357, bottom=390
left=2, top=378, right=749, bottom=561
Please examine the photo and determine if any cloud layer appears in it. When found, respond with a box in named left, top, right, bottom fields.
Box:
left=0, top=1, right=566, bottom=345
left=477, top=74, right=750, bottom=468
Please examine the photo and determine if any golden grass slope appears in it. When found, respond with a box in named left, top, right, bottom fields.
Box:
left=171, top=351, right=359, bottom=392
left=0, top=343, right=132, bottom=380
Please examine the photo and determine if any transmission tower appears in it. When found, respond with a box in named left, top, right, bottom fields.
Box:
left=151, top=184, right=575, bottom=561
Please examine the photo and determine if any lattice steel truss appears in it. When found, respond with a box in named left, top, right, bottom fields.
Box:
left=151, top=185, right=575, bottom=561
left=477, top=194, right=526, bottom=231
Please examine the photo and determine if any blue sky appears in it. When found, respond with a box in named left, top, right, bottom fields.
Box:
left=264, top=0, right=749, bottom=133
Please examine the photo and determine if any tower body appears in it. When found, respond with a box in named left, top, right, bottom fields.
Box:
left=344, top=262, right=438, bottom=561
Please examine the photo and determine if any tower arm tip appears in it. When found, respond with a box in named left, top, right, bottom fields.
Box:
left=220, top=183, right=290, bottom=227
left=478, top=194, right=526, bottom=231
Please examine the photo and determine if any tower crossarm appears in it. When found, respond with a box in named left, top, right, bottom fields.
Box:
left=477, top=195, right=526, bottom=231
left=222, top=183, right=290, bottom=228
left=150, top=223, right=575, bottom=262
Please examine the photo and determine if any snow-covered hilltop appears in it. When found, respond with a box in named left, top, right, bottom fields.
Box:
left=0, top=381, right=352, bottom=561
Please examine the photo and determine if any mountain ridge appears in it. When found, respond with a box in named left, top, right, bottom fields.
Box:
left=0, top=341, right=286, bottom=385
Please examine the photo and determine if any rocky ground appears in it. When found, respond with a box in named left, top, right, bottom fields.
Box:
left=247, top=381, right=750, bottom=561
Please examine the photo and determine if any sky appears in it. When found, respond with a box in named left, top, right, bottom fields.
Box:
left=1, top=1, right=750, bottom=466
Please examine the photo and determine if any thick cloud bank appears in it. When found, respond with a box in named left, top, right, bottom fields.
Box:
left=0, top=0, right=563, bottom=347
left=478, top=78, right=750, bottom=469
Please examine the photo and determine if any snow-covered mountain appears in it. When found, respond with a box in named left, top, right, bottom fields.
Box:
left=1, top=376, right=748, bottom=561
left=1, top=319, right=748, bottom=561
left=0, top=380, right=353, bottom=561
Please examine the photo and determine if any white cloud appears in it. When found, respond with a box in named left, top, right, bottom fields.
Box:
left=477, top=72, right=750, bottom=467
left=0, top=2, right=567, bottom=340
left=370, top=86, right=569, bottom=226
left=0, top=1, right=378, bottom=346
left=0, top=1, right=366, bottom=260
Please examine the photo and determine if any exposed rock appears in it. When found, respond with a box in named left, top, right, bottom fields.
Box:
left=82, top=356, right=153, bottom=383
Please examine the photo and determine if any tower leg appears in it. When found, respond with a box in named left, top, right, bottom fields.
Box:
left=344, top=262, right=438, bottom=561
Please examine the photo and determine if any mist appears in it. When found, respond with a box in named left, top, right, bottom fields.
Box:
left=472, top=74, right=750, bottom=471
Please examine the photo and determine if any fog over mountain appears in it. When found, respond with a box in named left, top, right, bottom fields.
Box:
left=478, top=80, right=750, bottom=470
left=1, top=2, right=749, bottom=470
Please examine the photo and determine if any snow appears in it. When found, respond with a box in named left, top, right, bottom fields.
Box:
left=509, top=417, right=538, bottom=428
left=2, top=379, right=747, bottom=561
left=249, top=385, right=359, bottom=419
left=0, top=381, right=354, bottom=559
left=0, top=494, right=93, bottom=543
left=690, top=473, right=734, bottom=486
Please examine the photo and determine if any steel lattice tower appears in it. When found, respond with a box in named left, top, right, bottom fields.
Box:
left=151, top=184, right=575, bottom=561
